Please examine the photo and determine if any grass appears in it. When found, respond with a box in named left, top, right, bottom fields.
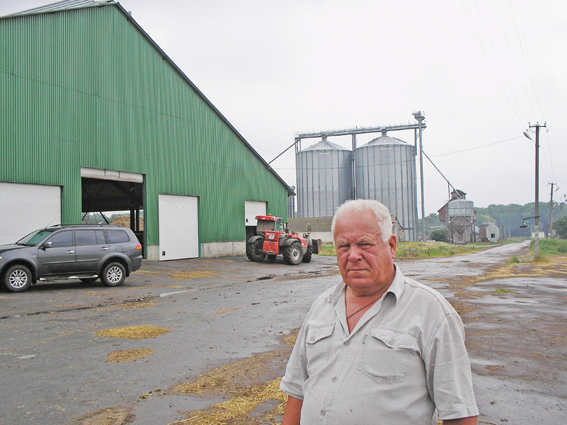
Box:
left=318, top=241, right=480, bottom=258
left=397, top=242, right=480, bottom=258
left=531, top=238, right=567, bottom=255
left=319, top=238, right=567, bottom=259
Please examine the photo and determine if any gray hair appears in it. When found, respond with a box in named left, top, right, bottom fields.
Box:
left=331, top=199, right=393, bottom=243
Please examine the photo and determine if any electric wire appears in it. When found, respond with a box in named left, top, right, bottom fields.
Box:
left=467, top=0, right=528, bottom=125
left=508, top=0, right=546, bottom=122
left=494, top=0, right=538, bottom=119
left=429, top=135, right=523, bottom=158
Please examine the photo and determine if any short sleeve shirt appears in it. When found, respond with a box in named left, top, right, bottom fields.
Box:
left=280, top=267, right=479, bottom=424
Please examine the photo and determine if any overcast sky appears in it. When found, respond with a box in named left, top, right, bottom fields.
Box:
left=2, top=0, right=565, bottom=216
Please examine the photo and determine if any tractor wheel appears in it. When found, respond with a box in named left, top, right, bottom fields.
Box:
left=302, top=245, right=313, bottom=263
left=283, top=241, right=303, bottom=265
left=246, top=238, right=266, bottom=262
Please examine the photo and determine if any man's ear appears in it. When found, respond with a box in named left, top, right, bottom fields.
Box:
left=388, top=235, right=397, bottom=258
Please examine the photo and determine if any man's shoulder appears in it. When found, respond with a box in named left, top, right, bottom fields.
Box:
left=397, top=273, right=456, bottom=317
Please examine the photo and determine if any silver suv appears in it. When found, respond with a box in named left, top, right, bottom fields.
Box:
left=0, top=225, right=143, bottom=292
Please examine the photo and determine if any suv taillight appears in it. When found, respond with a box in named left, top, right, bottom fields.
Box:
left=136, top=243, right=142, bottom=250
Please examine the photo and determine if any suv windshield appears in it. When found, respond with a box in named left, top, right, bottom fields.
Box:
left=16, top=229, right=57, bottom=246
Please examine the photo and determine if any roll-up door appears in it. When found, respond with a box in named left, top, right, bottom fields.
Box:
left=0, top=182, right=61, bottom=245
left=158, top=194, right=199, bottom=260
left=245, top=201, right=267, bottom=227
left=245, top=201, right=267, bottom=241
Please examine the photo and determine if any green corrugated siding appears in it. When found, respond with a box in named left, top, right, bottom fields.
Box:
left=0, top=5, right=289, bottom=248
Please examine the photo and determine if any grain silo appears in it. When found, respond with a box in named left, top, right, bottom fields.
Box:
left=355, top=132, right=418, bottom=241
left=296, top=139, right=352, bottom=218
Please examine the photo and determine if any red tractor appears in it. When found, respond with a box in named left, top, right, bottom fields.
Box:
left=246, top=215, right=319, bottom=265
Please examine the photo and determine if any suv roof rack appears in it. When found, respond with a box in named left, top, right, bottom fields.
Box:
left=46, top=224, right=124, bottom=229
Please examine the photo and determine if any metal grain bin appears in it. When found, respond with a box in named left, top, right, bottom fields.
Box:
left=355, top=134, right=418, bottom=241
left=296, top=140, right=352, bottom=218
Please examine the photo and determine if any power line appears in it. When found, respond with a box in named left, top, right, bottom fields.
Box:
left=508, top=0, right=546, bottom=122
left=461, top=0, right=526, bottom=126
left=494, top=0, right=538, bottom=119
left=429, top=135, right=523, bottom=158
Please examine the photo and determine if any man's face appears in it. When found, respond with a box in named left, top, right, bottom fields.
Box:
left=334, top=210, right=397, bottom=296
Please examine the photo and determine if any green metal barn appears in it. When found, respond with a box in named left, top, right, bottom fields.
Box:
left=0, top=0, right=293, bottom=260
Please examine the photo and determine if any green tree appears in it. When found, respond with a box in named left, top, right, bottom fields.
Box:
left=429, top=228, right=448, bottom=242
left=553, top=215, right=567, bottom=239
left=419, top=213, right=443, bottom=236
left=476, top=213, right=496, bottom=224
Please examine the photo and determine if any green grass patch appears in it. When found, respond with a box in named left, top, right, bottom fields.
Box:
left=319, top=243, right=337, bottom=256
left=397, top=242, right=479, bottom=258
left=494, top=288, right=518, bottom=294
left=318, top=241, right=480, bottom=258
left=531, top=238, right=567, bottom=255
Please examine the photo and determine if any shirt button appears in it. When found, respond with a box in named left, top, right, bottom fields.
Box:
left=321, top=409, right=326, bottom=416
left=344, top=341, right=350, bottom=346
left=332, top=377, right=337, bottom=382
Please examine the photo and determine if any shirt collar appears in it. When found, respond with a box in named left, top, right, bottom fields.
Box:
left=328, top=264, right=405, bottom=305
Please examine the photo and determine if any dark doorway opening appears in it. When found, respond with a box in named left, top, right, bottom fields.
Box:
left=81, top=178, right=145, bottom=257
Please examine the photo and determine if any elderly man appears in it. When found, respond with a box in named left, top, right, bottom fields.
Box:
left=280, top=200, right=478, bottom=425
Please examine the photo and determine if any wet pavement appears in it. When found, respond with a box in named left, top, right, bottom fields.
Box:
left=0, top=241, right=566, bottom=424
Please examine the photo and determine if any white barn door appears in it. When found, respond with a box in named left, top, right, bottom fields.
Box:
left=245, top=201, right=267, bottom=227
left=0, top=182, right=61, bottom=245
left=158, top=194, right=199, bottom=260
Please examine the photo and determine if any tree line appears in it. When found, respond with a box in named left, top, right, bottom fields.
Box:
left=419, top=201, right=567, bottom=240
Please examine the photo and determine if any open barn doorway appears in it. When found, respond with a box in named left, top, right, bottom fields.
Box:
left=81, top=168, right=145, bottom=257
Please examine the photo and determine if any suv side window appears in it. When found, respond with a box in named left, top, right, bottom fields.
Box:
left=75, top=230, right=97, bottom=246
left=48, top=231, right=74, bottom=248
left=107, top=230, right=130, bottom=243
left=96, top=230, right=106, bottom=244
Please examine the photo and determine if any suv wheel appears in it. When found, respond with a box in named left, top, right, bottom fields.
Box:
left=101, top=262, right=126, bottom=287
left=3, top=264, right=32, bottom=292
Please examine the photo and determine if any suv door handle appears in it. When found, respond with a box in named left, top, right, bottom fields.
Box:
left=66, top=250, right=75, bottom=254
left=101, top=247, right=109, bottom=251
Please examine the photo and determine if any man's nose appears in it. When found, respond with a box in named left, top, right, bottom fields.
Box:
left=347, top=246, right=363, bottom=261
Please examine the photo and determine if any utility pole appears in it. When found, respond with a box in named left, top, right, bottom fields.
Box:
left=548, top=183, right=556, bottom=238
left=528, top=123, right=546, bottom=256
left=413, top=112, right=426, bottom=241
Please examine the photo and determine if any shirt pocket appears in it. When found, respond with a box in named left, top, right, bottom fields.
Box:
left=358, top=328, right=418, bottom=384
left=305, top=324, right=335, bottom=375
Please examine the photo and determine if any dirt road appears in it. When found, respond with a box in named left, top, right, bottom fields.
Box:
left=1, top=241, right=565, bottom=424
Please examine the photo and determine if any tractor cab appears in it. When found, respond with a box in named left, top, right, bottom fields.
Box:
left=255, top=216, right=285, bottom=234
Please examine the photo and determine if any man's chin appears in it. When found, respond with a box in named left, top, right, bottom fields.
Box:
left=345, top=276, right=373, bottom=287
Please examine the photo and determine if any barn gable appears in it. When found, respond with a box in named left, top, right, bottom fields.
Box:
left=0, top=0, right=292, bottom=259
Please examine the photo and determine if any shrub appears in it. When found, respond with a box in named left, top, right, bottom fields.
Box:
left=553, top=215, right=567, bottom=239
left=429, top=228, right=448, bottom=242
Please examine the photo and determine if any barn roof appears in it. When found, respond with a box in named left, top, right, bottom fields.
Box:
left=2, top=0, right=111, bottom=16
left=1, top=0, right=295, bottom=195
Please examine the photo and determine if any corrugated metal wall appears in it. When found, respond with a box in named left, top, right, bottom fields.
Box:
left=0, top=5, right=289, bottom=247
left=355, top=137, right=417, bottom=241
left=296, top=141, right=352, bottom=218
